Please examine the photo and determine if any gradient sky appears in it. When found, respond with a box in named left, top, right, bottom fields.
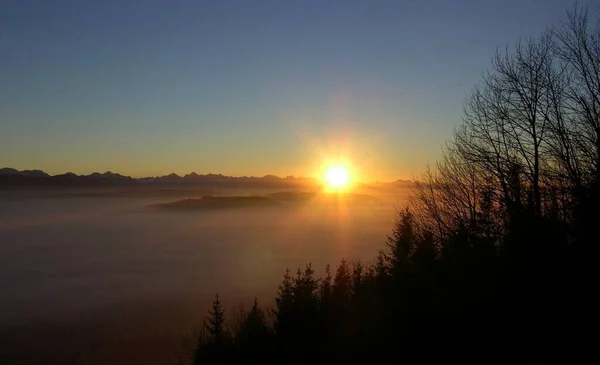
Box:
left=0, top=0, right=593, bottom=181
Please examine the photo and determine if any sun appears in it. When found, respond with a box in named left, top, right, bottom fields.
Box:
left=324, top=165, right=350, bottom=189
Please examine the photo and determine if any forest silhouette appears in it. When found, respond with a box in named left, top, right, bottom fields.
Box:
left=192, top=6, right=598, bottom=363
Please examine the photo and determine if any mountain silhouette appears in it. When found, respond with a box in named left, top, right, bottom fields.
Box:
left=0, top=168, right=49, bottom=178
left=0, top=168, right=414, bottom=190
left=0, top=168, right=327, bottom=189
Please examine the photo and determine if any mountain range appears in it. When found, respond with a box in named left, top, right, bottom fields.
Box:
left=0, top=168, right=320, bottom=188
left=0, top=168, right=413, bottom=189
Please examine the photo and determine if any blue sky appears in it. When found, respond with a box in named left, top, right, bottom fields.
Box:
left=0, top=0, right=592, bottom=180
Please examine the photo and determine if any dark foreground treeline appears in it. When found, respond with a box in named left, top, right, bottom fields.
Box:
left=194, top=6, right=598, bottom=363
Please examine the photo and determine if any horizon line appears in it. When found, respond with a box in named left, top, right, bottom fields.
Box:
left=0, top=167, right=411, bottom=185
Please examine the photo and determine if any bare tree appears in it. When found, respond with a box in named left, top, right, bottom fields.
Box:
left=554, top=5, right=600, bottom=183
left=409, top=5, right=600, bottom=252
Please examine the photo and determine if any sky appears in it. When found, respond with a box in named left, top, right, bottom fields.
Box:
left=0, top=0, right=594, bottom=181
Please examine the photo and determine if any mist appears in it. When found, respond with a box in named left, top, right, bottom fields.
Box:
left=0, top=188, right=407, bottom=363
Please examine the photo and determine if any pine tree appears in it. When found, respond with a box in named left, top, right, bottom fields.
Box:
left=235, top=297, right=270, bottom=353
left=375, top=250, right=389, bottom=284
left=319, top=264, right=333, bottom=311
left=352, top=261, right=364, bottom=298
left=385, top=207, right=415, bottom=278
left=244, top=298, right=267, bottom=335
left=333, top=259, right=352, bottom=309
left=195, top=294, right=229, bottom=364
left=274, top=269, right=294, bottom=335
left=294, top=263, right=317, bottom=308
left=413, top=229, right=436, bottom=274
left=205, top=294, right=226, bottom=345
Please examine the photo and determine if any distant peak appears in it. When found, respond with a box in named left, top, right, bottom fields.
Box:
left=0, top=168, right=50, bottom=178
left=262, top=174, right=280, bottom=180
left=157, top=173, right=181, bottom=180
left=0, top=167, right=21, bottom=175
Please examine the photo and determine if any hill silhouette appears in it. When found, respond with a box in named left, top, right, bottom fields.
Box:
left=152, top=191, right=380, bottom=211
left=153, top=196, right=281, bottom=210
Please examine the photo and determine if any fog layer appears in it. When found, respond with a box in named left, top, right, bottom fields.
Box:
left=0, top=188, right=406, bottom=363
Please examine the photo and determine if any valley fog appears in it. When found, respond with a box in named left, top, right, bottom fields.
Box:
left=0, top=188, right=408, bottom=363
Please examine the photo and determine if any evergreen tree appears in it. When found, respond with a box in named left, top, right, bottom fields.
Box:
left=239, top=298, right=268, bottom=337
left=194, top=294, right=229, bottom=364
left=333, top=259, right=352, bottom=305
left=385, top=207, right=416, bottom=278
left=319, top=264, right=333, bottom=310
left=293, top=263, right=318, bottom=309
left=332, top=259, right=352, bottom=336
left=274, top=269, right=294, bottom=336
left=205, top=294, right=226, bottom=345
left=352, top=261, right=364, bottom=296
left=234, top=298, right=271, bottom=357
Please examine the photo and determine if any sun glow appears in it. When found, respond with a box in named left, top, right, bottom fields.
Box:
left=324, top=165, right=350, bottom=190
